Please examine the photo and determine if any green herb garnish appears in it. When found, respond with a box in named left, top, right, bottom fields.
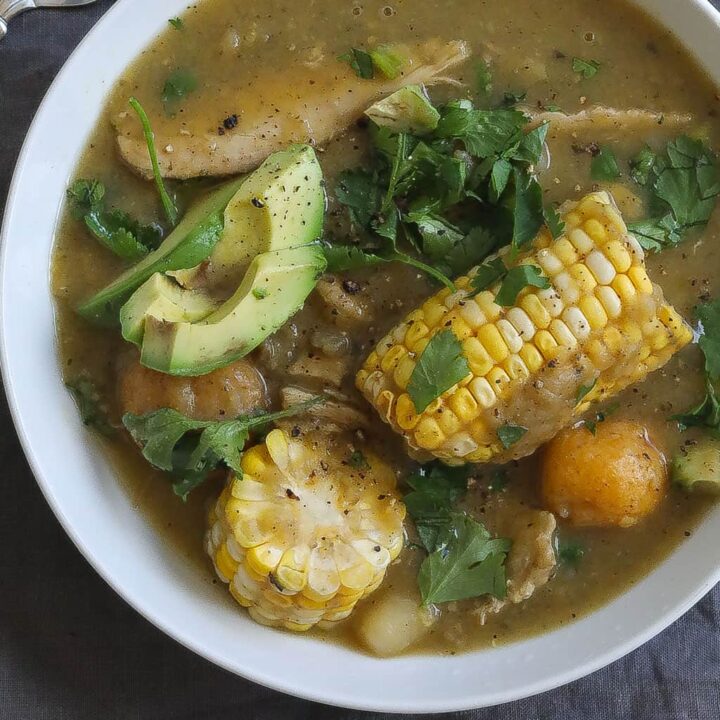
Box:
left=252, top=287, right=269, bottom=300
left=407, top=329, right=470, bottom=413
left=67, top=179, right=162, bottom=261
left=470, top=257, right=507, bottom=295
left=576, top=380, right=597, bottom=404
left=495, top=265, right=549, bottom=306
left=628, top=136, right=720, bottom=251
left=475, top=59, right=493, bottom=99
left=161, top=68, right=198, bottom=113
left=497, top=424, right=528, bottom=449
left=66, top=376, right=115, bottom=437
left=591, top=146, right=621, bottom=181
left=348, top=450, right=370, bottom=470
left=417, top=514, right=511, bottom=605
left=629, top=145, right=656, bottom=186
left=340, top=45, right=405, bottom=80
left=340, top=47, right=375, bottom=79
left=572, top=57, right=601, bottom=79
left=557, top=538, right=585, bottom=568
left=122, top=398, right=324, bottom=500
left=129, top=97, right=179, bottom=226
left=168, top=17, right=184, bottom=30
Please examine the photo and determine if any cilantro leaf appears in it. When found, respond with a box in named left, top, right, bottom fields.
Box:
left=67, top=179, right=162, bottom=261
left=404, top=463, right=469, bottom=553
left=122, top=398, right=324, bottom=500
left=369, top=45, right=405, bottom=79
left=512, top=170, right=545, bottom=250
left=630, top=146, right=656, bottom=185
left=410, top=214, right=464, bottom=262
left=544, top=204, right=565, bottom=239
left=66, top=376, right=115, bottom=437
left=557, top=538, right=585, bottom=567
left=407, top=329, right=470, bottom=413
left=417, top=514, right=511, bottom=605
left=495, top=265, right=549, bottom=306
left=323, top=244, right=387, bottom=272
left=572, top=57, right=601, bottom=79
left=470, top=257, right=506, bottom=295
left=349, top=450, right=370, bottom=470
left=340, top=48, right=374, bottom=78
left=698, top=299, right=720, bottom=382
left=475, top=59, right=493, bottom=99
left=576, top=379, right=597, bottom=403
left=489, top=158, right=513, bottom=203
left=497, top=424, right=527, bottom=449
left=628, top=214, right=683, bottom=251
left=162, top=68, right=198, bottom=113
left=168, top=17, right=184, bottom=29
left=335, top=168, right=382, bottom=229
left=443, top=227, right=499, bottom=277
left=591, top=146, right=621, bottom=181
left=673, top=379, right=720, bottom=434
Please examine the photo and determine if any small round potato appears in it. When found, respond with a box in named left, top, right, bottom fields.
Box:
left=541, top=420, right=667, bottom=528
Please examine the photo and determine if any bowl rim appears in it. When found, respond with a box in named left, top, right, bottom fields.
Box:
left=2, top=0, right=720, bottom=712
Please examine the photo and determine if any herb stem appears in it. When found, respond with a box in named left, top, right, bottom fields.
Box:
left=129, top=97, right=179, bottom=226
left=394, top=252, right=457, bottom=292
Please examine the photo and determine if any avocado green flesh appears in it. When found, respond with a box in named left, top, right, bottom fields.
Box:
left=140, top=244, right=327, bottom=376
left=170, top=144, right=325, bottom=291
left=672, top=440, right=720, bottom=494
left=77, top=177, right=245, bottom=325
left=120, top=273, right=220, bottom=346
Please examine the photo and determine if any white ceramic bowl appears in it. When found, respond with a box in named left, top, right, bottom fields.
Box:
left=2, top=0, right=720, bottom=712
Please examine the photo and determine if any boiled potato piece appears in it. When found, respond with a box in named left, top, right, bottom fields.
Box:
left=356, top=594, right=437, bottom=657
left=541, top=420, right=667, bottom=527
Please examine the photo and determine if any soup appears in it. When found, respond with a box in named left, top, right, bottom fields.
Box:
left=52, top=0, right=720, bottom=657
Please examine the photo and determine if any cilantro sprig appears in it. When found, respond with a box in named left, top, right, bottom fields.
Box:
left=470, top=259, right=549, bottom=306
left=404, top=463, right=511, bottom=605
left=330, top=93, right=555, bottom=286
left=67, top=179, right=162, bottom=261
left=66, top=375, right=115, bottom=437
left=673, top=299, right=720, bottom=435
left=123, top=397, right=324, bottom=499
left=407, top=329, right=470, bottom=413
left=628, top=136, right=720, bottom=251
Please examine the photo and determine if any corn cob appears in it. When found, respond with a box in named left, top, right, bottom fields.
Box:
left=356, top=191, right=693, bottom=465
left=206, top=429, right=405, bottom=631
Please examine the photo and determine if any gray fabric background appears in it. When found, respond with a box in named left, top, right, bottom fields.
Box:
left=0, top=1, right=719, bottom=718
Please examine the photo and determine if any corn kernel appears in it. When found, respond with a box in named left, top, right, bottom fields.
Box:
left=486, top=367, right=511, bottom=396
left=393, top=355, right=416, bottom=389
left=628, top=266, right=653, bottom=294
left=459, top=299, right=486, bottom=328
left=466, top=446, right=496, bottom=462
left=247, top=543, right=284, bottom=577
left=380, top=345, right=406, bottom=373
left=554, top=237, right=580, bottom=266
left=503, top=355, right=530, bottom=381
left=611, top=274, right=637, bottom=302
left=602, top=326, right=624, bottom=354
left=448, top=314, right=473, bottom=341
left=449, top=387, right=480, bottom=421
left=241, top=446, right=269, bottom=476
left=563, top=307, right=592, bottom=340
left=569, top=227, right=594, bottom=253
left=578, top=296, right=609, bottom=330
left=586, top=250, right=616, bottom=284
left=536, top=287, right=564, bottom=317
left=536, top=248, right=564, bottom=276
left=404, top=321, right=429, bottom=349
left=477, top=324, right=509, bottom=362
left=619, top=320, right=643, bottom=346
left=519, top=343, right=544, bottom=372
left=462, top=336, right=494, bottom=376
left=586, top=338, right=612, bottom=367
left=603, top=240, right=632, bottom=272
left=422, top=299, right=447, bottom=327
left=583, top=218, right=607, bottom=244
left=414, top=417, right=445, bottom=450
left=215, top=543, right=239, bottom=581
left=568, top=263, right=597, bottom=293
left=549, top=319, right=578, bottom=349
left=534, top=329, right=559, bottom=359
left=497, top=319, right=524, bottom=353
left=520, top=293, right=552, bottom=328
left=395, top=393, right=420, bottom=430
left=595, top=285, right=622, bottom=319
left=436, top=407, right=462, bottom=436
left=413, top=337, right=429, bottom=355
left=468, top=377, right=496, bottom=408
left=475, top=291, right=502, bottom=322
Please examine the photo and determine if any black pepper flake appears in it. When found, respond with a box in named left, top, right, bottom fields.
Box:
left=286, top=488, right=300, bottom=500
left=291, top=425, right=302, bottom=438
left=251, top=197, right=265, bottom=208
left=342, top=279, right=361, bottom=295
left=223, top=114, right=239, bottom=130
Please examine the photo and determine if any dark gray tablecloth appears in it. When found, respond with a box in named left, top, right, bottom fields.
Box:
left=0, top=2, right=719, bottom=718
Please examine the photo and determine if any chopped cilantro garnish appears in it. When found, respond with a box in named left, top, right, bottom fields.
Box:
left=340, top=45, right=405, bottom=80
left=583, top=402, right=620, bottom=434
left=407, top=329, right=470, bottom=413
left=168, top=17, right=184, bottom=30
left=628, top=136, right=720, bottom=251
left=591, top=146, right=621, bottom=181
left=470, top=257, right=507, bottom=295
left=348, top=450, right=370, bottom=470
left=629, top=145, right=656, bottom=186
left=66, top=376, right=115, bottom=437
left=475, top=59, right=493, bottom=99
left=340, top=47, right=375, bottom=78
left=495, top=265, right=549, bottom=306
left=417, top=514, right=511, bottom=605
left=512, top=169, right=545, bottom=251
left=673, top=299, right=720, bottom=434
left=576, top=380, right=597, bottom=404
left=557, top=538, right=585, bottom=567
left=252, top=287, right=269, bottom=300
left=544, top=205, right=565, bottom=239
left=67, top=179, right=162, bottom=261
left=161, top=68, right=198, bottom=113
left=497, top=424, right=528, bottom=449
left=572, top=57, right=601, bottom=79
left=123, top=398, right=324, bottom=500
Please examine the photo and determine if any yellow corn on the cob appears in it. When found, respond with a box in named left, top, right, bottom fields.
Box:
left=356, top=191, right=693, bottom=465
left=206, top=429, right=405, bottom=631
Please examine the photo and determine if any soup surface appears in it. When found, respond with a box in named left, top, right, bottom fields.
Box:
left=52, top=0, right=720, bottom=656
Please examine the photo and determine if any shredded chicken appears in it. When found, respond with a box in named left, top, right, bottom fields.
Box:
left=116, top=39, right=470, bottom=180
left=472, top=509, right=557, bottom=623
left=280, top=386, right=370, bottom=429
left=315, top=276, right=375, bottom=327
left=287, top=354, right=349, bottom=388
left=525, top=105, right=693, bottom=135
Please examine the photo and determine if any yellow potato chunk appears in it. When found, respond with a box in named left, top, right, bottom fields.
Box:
left=541, top=420, right=667, bottom=527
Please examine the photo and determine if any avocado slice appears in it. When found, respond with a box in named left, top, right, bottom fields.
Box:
left=120, top=273, right=220, bottom=345
left=672, top=439, right=720, bottom=494
left=77, top=177, right=245, bottom=325
left=139, top=244, right=327, bottom=376
left=171, top=144, right=325, bottom=290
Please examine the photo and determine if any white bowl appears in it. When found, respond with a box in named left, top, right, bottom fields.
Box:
left=1, top=0, right=719, bottom=712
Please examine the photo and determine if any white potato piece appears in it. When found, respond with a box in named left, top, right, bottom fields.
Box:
left=356, top=594, right=437, bottom=657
